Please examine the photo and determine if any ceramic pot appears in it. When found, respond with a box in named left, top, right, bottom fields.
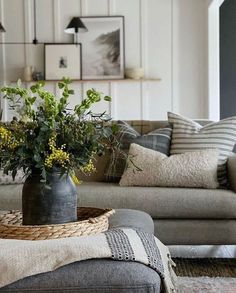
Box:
left=22, top=170, right=78, bottom=225
left=23, top=66, right=33, bottom=82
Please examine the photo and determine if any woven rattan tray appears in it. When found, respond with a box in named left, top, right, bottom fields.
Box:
left=0, top=207, right=115, bottom=240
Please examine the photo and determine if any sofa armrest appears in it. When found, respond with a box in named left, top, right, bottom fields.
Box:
left=227, top=154, right=236, bottom=192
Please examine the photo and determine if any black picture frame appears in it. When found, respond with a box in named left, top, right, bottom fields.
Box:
left=44, top=43, right=82, bottom=81
left=80, top=16, right=125, bottom=80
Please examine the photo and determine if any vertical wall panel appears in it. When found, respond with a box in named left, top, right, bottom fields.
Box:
left=4, top=0, right=25, bottom=81
left=23, top=0, right=33, bottom=66
left=0, top=0, right=6, bottom=84
left=115, top=83, right=141, bottom=120
left=173, top=0, right=208, bottom=118
left=146, top=0, right=172, bottom=120
left=37, top=0, right=54, bottom=42
left=147, top=83, right=172, bottom=120
left=86, top=0, right=108, bottom=16
left=31, top=0, right=54, bottom=77
left=30, top=44, right=44, bottom=77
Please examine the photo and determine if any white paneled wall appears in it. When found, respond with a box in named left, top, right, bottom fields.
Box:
left=0, top=0, right=209, bottom=121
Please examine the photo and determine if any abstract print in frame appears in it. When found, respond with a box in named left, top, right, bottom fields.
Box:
left=80, top=16, right=125, bottom=80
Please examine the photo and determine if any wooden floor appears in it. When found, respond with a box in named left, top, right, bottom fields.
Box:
left=169, top=245, right=236, bottom=258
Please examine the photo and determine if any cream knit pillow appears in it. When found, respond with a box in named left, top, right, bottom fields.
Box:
left=119, top=144, right=219, bottom=188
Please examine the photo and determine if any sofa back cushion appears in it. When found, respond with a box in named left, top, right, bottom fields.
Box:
left=126, top=120, right=212, bottom=135
left=80, top=119, right=213, bottom=182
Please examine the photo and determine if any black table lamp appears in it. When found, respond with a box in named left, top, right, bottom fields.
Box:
left=65, top=17, right=88, bottom=43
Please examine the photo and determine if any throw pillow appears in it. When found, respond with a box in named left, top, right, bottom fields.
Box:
left=106, top=121, right=172, bottom=182
left=168, top=112, right=236, bottom=187
left=0, top=170, right=24, bottom=185
left=119, top=143, right=219, bottom=189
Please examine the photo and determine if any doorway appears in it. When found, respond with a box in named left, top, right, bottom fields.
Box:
left=220, top=0, right=236, bottom=119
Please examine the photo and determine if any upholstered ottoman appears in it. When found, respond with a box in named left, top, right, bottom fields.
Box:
left=0, top=209, right=161, bottom=293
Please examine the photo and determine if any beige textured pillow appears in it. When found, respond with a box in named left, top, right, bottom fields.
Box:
left=119, top=144, right=219, bottom=189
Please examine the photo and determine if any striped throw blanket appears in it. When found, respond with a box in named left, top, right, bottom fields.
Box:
left=0, top=228, right=176, bottom=292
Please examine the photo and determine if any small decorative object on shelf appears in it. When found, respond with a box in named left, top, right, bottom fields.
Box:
left=23, top=66, right=34, bottom=82
left=32, top=71, right=44, bottom=81
left=125, top=67, right=144, bottom=80
left=0, top=78, right=118, bottom=225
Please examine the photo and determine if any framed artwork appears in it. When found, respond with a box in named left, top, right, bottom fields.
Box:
left=44, top=43, right=82, bottom=80
left=80, top=16, right=125, bottom=80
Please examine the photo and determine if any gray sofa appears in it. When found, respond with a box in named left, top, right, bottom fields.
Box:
left=1, top=120, right=236, bottom=246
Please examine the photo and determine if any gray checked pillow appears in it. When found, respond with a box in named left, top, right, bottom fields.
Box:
left=106, top=120, right=172, bottom=182
left=168, top=111, right=236, bottom=187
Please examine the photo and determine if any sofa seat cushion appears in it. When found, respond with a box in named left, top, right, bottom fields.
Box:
left=153, top=219, right=236, bottom=245
left=78, top=182, right=236, bottom=219
left=0, top=184, right=23, bottom=210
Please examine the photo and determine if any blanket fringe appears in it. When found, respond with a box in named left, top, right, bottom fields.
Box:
left=164, top=254, right=178, bottom=293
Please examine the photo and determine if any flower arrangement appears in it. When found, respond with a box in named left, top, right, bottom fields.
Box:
left=0, top=78, right=118, bottom=182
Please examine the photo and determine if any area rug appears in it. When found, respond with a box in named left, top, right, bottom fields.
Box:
left=174, top=258, right=236, bottom=292
left=178, top=277, right=236, bottom=293
left=174, top=258, right=236, bottom=277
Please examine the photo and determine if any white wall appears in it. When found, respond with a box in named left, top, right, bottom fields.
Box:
left=207, top=0, right=225, bottom=121
left=0, top=0, right=209, bottom=121
left=173, top=0, right=208, bottom=118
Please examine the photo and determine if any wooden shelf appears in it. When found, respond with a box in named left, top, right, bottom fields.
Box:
left=10, top=78, right=161, bottom=83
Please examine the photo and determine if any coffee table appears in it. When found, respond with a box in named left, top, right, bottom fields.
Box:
left=0, top=209, right=161, bottom=293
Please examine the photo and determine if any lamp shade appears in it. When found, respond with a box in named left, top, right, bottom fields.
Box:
left=0, top=22, right=5, bottom=33
left=64, top=17, right=88, bottom=34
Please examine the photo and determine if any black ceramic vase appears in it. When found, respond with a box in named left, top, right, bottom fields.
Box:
left=22, top=170, right=78, bottom=225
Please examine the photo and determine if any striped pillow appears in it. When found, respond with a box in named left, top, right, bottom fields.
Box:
left=168, top=112, right=236, bottom=187
left=106, top=121, right=172, bottom=182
